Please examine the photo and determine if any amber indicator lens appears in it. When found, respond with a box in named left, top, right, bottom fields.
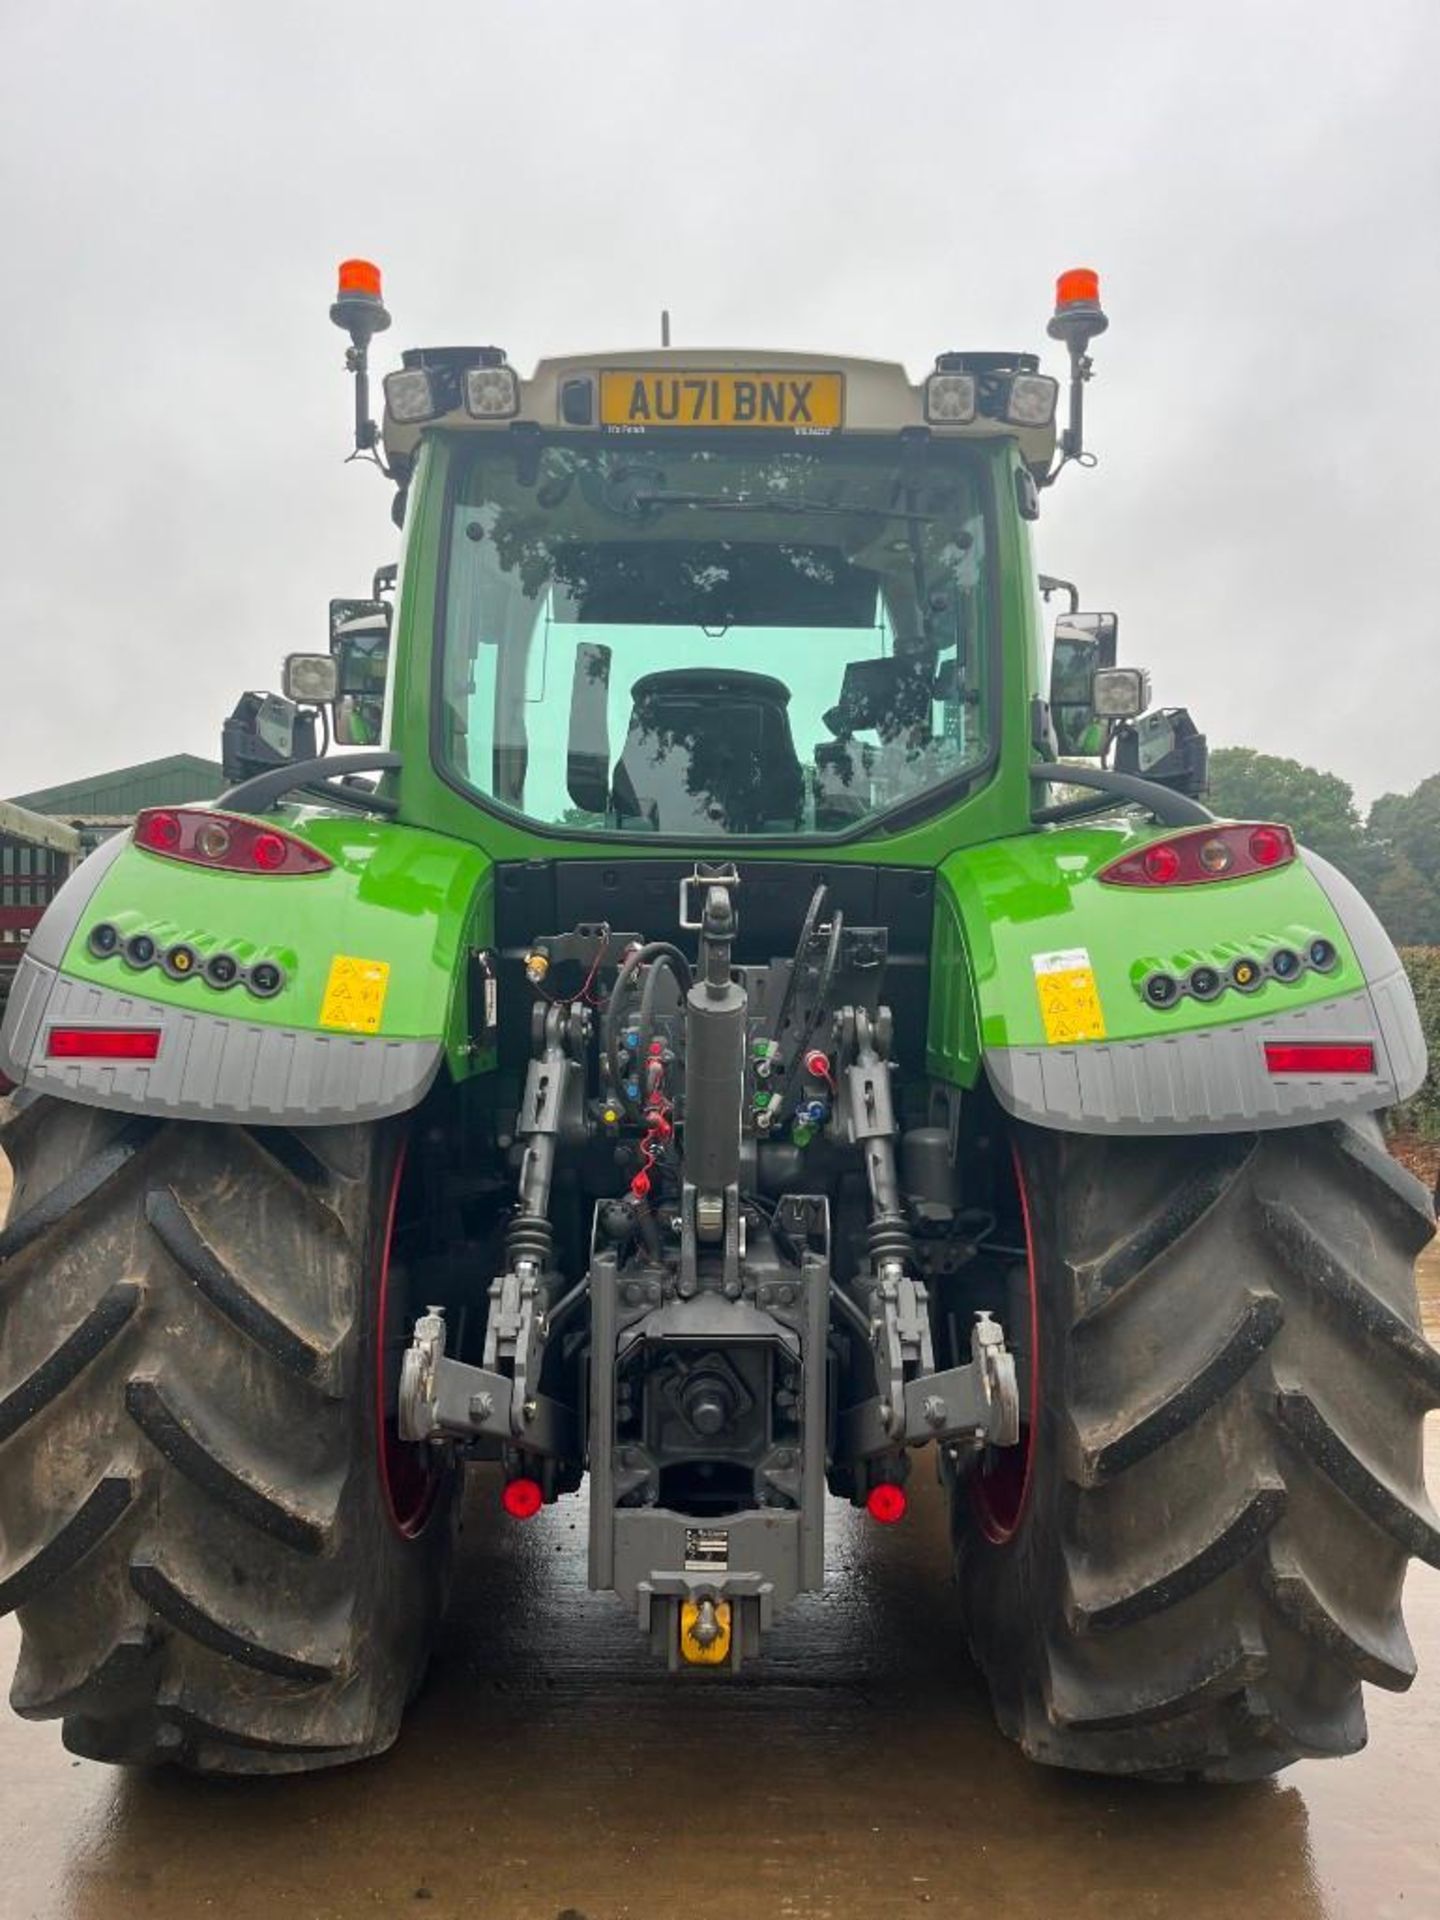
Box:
left=193, top=821, right=232, bottom=860
left=1197, top=837, right=1233, bottom=874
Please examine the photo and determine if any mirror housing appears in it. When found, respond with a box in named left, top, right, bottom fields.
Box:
left=1049, top=611, right=1119, bottom=755
left=328, top=599, right=391, bottom=747
left=329, top=596, right=391, bottom=647
left=566, top=641, right=613, bottom=815
left=1053, top=611, right=1118, bottom=669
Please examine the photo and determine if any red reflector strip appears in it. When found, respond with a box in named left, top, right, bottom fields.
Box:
left=865, top=1483, right=908, bottom=1525
left=46, top=1027, right=161, bottom=1061
left=500, top=1477, right=544, bottom=1520
left=1264, top=1042, right=1375, bottom=1075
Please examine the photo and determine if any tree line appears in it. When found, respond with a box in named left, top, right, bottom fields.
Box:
left=1208, top=748, right=1440, bottom=946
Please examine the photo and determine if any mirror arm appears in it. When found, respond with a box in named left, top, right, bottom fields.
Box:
left=1037, top=573, right=1080, bottom=614
left=218, top=751, right=402, bottom=817
left=1029, top=762, right=1214, bottom=828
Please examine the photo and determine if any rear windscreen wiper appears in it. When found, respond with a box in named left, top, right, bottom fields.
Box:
left=624, top=490, right=938, bottom=522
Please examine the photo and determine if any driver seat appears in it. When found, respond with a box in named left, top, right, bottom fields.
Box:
left=611, top=669, right=805, bottom=833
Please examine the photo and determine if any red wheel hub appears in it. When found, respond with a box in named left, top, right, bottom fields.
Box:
left=970, top=1146, right=1039, bottom=1545
left=376, top=1143, right=443, bottom=1537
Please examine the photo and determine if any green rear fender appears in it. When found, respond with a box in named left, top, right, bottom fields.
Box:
left=0, top=812, right=494, bottom=1124
left=929, top=819, right=1427, bottom=1135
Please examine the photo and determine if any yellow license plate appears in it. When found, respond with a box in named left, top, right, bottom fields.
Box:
left=599, top=369, right=843, bottom=430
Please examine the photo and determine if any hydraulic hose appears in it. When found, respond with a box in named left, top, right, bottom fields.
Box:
left=603, top=941, right=693, bottom=1114
left=637, top=950, right=679, bottom=1068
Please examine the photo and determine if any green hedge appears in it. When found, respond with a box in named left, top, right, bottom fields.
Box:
left=1395, top=948, right=1440, bottom=1139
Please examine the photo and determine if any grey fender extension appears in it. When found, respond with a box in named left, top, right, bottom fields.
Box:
left=986, top=987, right=1417, bottom=1136
left=986, top=844, right=1427, bottom=1136
left=0, top=956, right=441, bottom=1127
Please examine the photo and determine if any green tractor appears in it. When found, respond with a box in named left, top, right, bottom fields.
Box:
left=2, top=262, right=1435, bottom=1781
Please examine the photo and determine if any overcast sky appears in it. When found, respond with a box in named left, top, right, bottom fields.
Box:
left=2, top=0, right=1437, bottom=810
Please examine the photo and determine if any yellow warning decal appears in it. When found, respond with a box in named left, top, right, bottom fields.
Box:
left=319, top=955, right=391, bottom=1035
left=1032, top=947, right=1107, bottom=1046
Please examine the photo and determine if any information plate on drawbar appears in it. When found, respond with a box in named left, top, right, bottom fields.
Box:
left=684, top=1528, right=730, bottom=1572
left=599, top=370, right=843, bottom=430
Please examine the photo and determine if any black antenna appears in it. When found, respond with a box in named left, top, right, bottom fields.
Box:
left=661, top=309, right=671, bottom=348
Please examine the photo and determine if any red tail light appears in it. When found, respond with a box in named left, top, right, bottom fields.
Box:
left=1099, top=823, right=1296, bottom=888
left=133, top=809, right=331, bottom=876
left=1264, top=1042, right=1376, bottom=1075
left=47, top=1027, right=161, bottom=1061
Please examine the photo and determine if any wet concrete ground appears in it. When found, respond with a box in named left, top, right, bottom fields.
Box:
left=0, top=1144, right=1437, bottom=1920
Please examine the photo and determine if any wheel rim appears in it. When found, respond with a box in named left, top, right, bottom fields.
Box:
left=970, top=1144, right=1040, bottom=1545
left=376, top=1140, right=443, bottom=1537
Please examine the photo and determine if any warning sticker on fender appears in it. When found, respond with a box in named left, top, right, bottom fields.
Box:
left=319, top=955, right=391, bottom=1034
left=1032, top=948, right=1107, bottom=1045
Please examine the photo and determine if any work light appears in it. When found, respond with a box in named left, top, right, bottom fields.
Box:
left=464, top=366, right=521, bottom=418
left=384, top=369, right=441, bottom=424
left=1005, top=373, right=1059, bottom=427
left=923, top=372, right=977, bottom=424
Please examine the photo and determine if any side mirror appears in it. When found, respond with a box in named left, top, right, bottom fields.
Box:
left=566, top=641, right=613, bottom=814
left=1050, top=610, right=1119, bottom=755
left=329, top=603, right=391, bottom=747
left=282, top=654, right=340, bottom=704
left=329, top=597, right=391, bottom=646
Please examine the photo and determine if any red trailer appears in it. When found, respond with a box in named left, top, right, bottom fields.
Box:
left=0, top=800, right=80, bottom=1007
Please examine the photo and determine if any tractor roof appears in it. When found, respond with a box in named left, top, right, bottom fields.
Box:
left=380, top=345, right=1059, bottom=472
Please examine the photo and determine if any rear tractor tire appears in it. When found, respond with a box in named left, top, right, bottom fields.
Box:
left=955, top=1117, right=1440, bottom=1781
left=0, top=1095, right=457, bottom=1774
